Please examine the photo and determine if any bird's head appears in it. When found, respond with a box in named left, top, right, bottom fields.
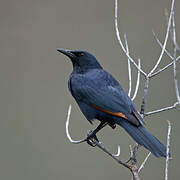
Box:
left=57, top=48, right=102, bottom=72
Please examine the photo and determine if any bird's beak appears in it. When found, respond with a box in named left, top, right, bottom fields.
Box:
left=57, top=48, right=75, bottom=59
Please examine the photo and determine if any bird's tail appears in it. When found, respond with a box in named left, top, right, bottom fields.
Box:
left=115, top=120, right=167, bottom=157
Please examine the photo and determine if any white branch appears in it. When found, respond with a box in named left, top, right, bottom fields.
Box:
left=165, top=121, right=171, bottom=180
left=150, top=56, right=180, bottom=78
left=138, top=152, right=151, bottom=173
left=132, top=58, right=141, bottom=100
left=149, top=0, right=175, bottom=75
left=145, top=102, right=179, bottom=116
left=124, top=34, right=132, bottom=97
left=114, top=0, right=147, bottom=77
left=66, top=105, right=87, bottom=144
left=151, top=30, right=180, bottom=78
left=165, top=8, right=180, bottom=54
left=113, top=145, right=121, bottom=157
left=171, top=12, right=180, bottom=105
left=152, top=30, right=174, bottom=60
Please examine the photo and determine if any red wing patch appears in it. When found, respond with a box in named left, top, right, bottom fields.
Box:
left=91, top=104, right=128, bottom=120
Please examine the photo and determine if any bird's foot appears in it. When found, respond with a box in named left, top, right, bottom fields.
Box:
left=86, top=130, right=99, bottom=147
left=109, top=122, right=116, bottom=129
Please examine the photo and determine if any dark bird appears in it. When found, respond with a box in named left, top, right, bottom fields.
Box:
left=57, top=48, right=167, bottom=158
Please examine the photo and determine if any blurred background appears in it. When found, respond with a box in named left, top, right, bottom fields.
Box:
left=0, top=0, right=180, bottom=179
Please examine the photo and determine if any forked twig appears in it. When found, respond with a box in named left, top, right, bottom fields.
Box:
left=151, top=30, right=180, bottom=78
left=150, top=56, right=180, bottom=78
left=165, top=8, right=180, bottom=55
left=148, top=0, right=175, bottom=75
left=114, top=0, right=147, bottom=77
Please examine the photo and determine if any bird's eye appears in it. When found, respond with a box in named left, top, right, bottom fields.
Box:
left=73, top=52, right=84, bottom=57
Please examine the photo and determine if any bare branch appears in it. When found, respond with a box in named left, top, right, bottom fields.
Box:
left=114, top=0, right=147, bottom=77
left=144, top=102, right=179, bottom=116
left=165, top=121, right=171, bottom=180
left=150, top=56, right=180, bottom=78
left=66, top=105, right=87, bottom=144
left=152, top=30, right=174, bottom=60
left=113, top=145, right=121, bottom=157
left=132, top=58, right=141, bottom=100
left=151, top=30, right=180, bottom=78
left=173, top=57, right=180, bottom=105
left=129, top=145, right=133, bottom=158
left=165, top=8, right=180, bottom=54
left=131, top=144, right=140, bottom=180
left=93, top=140, right=131, bottom=169
left=124, top=34, right=132, bottom=97
left=165, top=6, right=180, bottom=105
left=138, top=152, right=151, bottom=173
left=140, top=77, right=150, bottom=115
left=149, top=0, right=175, bottom=75
left=66, top=105, right=142, bottom=179
left=171, top=11, right=180, bottom=105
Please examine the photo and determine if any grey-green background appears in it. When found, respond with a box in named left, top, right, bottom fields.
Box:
left=0, top=0, right=179, bottom=179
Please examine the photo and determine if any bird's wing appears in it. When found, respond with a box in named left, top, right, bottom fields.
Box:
left=71, top=71, right=144, bottom=126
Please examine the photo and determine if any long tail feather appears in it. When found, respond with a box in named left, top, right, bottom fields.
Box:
left=116, top=120, right=167, bottom=157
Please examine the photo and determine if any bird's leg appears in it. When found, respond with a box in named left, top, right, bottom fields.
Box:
left=87, top=121, right=108, bottom=147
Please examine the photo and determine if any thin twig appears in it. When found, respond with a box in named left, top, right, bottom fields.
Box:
left=149, top=0, right=175, bottom=75
left=165, top=121, right=171, bottom=180
left=152, top=30, right=174, bottom=60
left=150, top=56, right=180, bottom=78
left=132, top=58, right=141, bottom=100
left=124, top=34, right=132, bottom=97
left=151, top=30, right=180, bottom=78
left=171, top=11, right=180, bottom=104
left=66, top=105, right=87, bottom=144
left=138, top=152, right=151, bottom=173
left=114, top=0, right=147, bottom=77
left=93, top=140, right=131, bottom=169
left=144, top=102, right=179, bottom=116
left=113, top=145, right=121, bottom=157
left=165, top=8, right=180, bottom=55
left=165, top=3, right=180, bottom=105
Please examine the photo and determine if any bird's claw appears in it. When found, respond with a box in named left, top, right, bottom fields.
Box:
left=86, top=130, right=99, bottom=147
left=108, top=122, right=116, bottom=129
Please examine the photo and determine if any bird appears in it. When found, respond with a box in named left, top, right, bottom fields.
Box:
left=57, top=48, right=167, bottom=158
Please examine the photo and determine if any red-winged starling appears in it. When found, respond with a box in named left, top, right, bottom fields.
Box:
left=57, top=48, right=167, bottom=158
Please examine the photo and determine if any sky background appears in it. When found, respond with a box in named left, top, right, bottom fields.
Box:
left=0, top=0, right=180, bottom=179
